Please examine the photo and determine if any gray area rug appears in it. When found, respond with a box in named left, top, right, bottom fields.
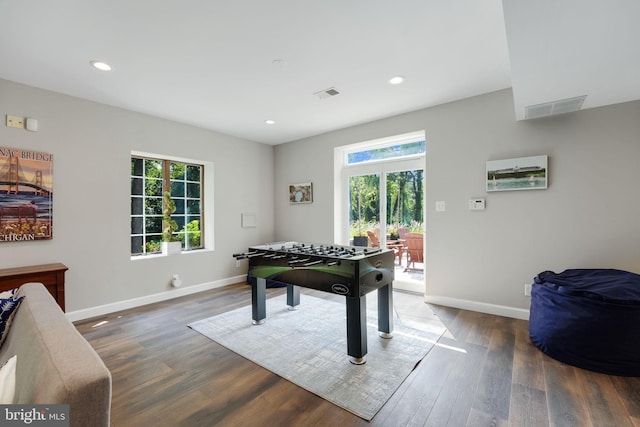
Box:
left=188, top=293, right=446, bottom=420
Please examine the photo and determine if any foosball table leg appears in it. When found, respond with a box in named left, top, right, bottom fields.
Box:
left=378, top=283, right=393, bottom=339
left=287, top=284, right=300, bottom=310
left=346, top=296, right=368, bottom=364
left=252, top=277, right=266, bottom=325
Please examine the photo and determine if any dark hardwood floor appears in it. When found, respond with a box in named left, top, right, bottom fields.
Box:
left=75, top=283, right=640, bottom=427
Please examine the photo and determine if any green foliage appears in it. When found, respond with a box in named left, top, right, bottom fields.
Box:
left=162, top=191, right=180, bottom=242
left=387, top=225, right=399, bottom=239
left=144, top=159, right=163, bottom=178
left=144, top=240, right=161, bottom=253
left=349, top=175, right=379, bottom=235
left=386, top=170, right=424, bottom=226
left=144, top=179, right=163, bottom=197
left=349, top=220, right=377, bottom=238
left=170, top=162, right=185, bottom=180
left=182, top=220, right=201, bottom=249
left=412, top=170, right=424, bottom=223
left=350, top=170, right=423, bottom=236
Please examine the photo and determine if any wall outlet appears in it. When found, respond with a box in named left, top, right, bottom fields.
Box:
left=6, top=115, right=25, bottom=129
left=236, top=259, right=241, bottom=268
left=171, top=274, right=182, bottom=288
left=524, top=283, right=532, bottom=296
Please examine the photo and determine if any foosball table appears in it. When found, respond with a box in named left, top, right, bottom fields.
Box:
left=234, top=242, right=395, bottom=364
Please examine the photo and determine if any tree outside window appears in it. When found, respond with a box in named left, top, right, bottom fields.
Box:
left=130, top=156, right=203, bottom=256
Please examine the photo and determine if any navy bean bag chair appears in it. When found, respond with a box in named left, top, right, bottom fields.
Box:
left=529, top=269, right=640, bottom=376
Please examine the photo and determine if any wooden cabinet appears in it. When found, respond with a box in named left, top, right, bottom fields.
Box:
left=0, top=263, right=68, bottom=311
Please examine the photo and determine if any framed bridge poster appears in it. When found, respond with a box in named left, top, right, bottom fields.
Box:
left=0, top=146, right=53, bottom=242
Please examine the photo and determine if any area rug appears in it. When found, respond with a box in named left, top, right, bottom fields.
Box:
left=188, top=293, right=446, bottom=420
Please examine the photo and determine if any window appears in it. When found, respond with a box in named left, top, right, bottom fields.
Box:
left=130, top=155, right=204, bottom=256
left=346, top=139, right=425, bottom=165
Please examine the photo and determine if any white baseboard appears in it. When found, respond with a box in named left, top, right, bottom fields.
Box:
left=66, top=277, right=530, bottom=323
left=66, top=274, right=246, bottom=322
left=424, top=295, right=530, bottom=320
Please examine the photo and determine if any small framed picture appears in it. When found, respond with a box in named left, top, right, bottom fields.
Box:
left=289, top=182, right=313, bottom=204
left=487, top=155, right=548, bottom=192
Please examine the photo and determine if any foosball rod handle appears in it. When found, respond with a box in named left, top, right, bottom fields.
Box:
left=233, top=251, right=264, bottom=259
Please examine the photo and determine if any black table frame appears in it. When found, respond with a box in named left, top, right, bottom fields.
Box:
left=251, top=277, right=393, bottom=364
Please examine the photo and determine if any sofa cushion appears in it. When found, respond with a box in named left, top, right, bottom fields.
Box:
left=0, top=294, right=24, bottom=347
left=0, top=355, right=17, bottom=404
left=0, top=288, right=18, bottom=299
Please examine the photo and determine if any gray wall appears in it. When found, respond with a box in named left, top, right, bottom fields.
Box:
left=0, top=78, right=275, bottom=313
left=274, top=89, right=640, bottom=313
left=3, top=78, right=638, bottom=317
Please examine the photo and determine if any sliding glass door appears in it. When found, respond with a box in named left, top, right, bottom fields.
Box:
left=346, top=160, right=424, bottom=293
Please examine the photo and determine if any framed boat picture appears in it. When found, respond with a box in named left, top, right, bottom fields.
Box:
left=487, top=155, right=547, bottom=192
left=0, top=146, right=54, bottom=241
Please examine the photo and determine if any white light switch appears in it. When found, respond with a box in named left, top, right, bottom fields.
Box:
left=435, top=201, right=446, bottom=212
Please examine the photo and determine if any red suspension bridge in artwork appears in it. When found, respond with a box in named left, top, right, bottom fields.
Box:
left=0, top=148, right=53, bottom=241
left=0, top=155, right=52, bottom=195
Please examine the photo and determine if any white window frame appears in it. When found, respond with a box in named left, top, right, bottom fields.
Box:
left=130, top=150, right=214, bottom=259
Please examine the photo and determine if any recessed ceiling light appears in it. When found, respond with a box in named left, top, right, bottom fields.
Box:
left=90, top=60, right=112, bottom=71
left=388, top=76, right=404, bottom=85
left=272, top=59, right=288, bottom=68
left=265, top=120, right=276, bottom=125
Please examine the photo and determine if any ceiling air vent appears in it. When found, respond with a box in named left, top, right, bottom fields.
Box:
left=314, top=87, right=341, bottom=100
left=525, top=95, right=587, bottom=120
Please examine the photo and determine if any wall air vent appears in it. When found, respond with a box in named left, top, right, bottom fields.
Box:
left=314, top=87, right=341, bottom=100
left=525, top=95, right=587, bottom=120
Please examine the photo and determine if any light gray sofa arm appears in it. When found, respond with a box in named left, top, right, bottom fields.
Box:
left=0, top=282, right=112, bottom=427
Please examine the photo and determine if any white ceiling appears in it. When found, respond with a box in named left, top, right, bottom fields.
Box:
left=0, top=1, right=638, bottom=145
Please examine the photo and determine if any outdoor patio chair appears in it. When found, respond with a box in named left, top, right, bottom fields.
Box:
left=404, top=232, right=424, bottom=271
left=368, top=230, right=403, bottom=265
